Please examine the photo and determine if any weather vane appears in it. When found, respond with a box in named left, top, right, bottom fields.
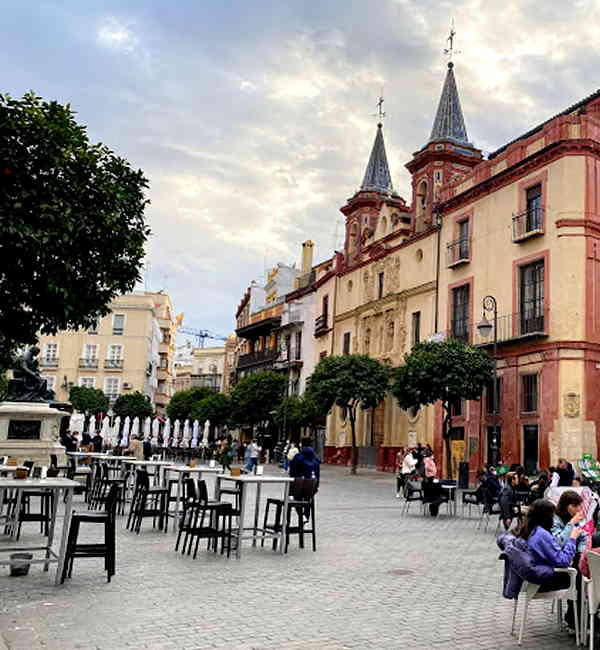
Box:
left=444, top=20, right=461, bottom=63
left=372, top=90, right=386, bottom=125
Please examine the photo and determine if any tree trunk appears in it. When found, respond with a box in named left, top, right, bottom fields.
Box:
left=350, top=408, right=358, bottom=475
left=443, top=402, right=452, bottom=479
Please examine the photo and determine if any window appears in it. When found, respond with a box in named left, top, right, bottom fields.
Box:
left=209, top=363, right=218, bottom=374
left=487, top=426, right=501, bottom=466
left=44, top=343, right=58, bottom=360
left=45, top=376, right=56, bottom=391
left=523, top=424, right=539, bottom=475
left=104, top=377, right=120, bottom=401
left=411, top=311, right=421, bottom=346
left=319, top=351, right=327, bottom=360
left=520, top=260, right=544, bottom=334
left=88, top=318, right=99, bottom=335
left=378, top=272, right=384, bottom=299
left=108, top=344, right=123, bottom=360
left=522, top=374, right=538, bottom=413
left=79, top=377, right=96, bottom=388
left=112, top=314, right=125, bottom=335
left=322, top=295, right=329, bottom=321
left=526, top=184, right=542, bottom=231
left=486, top=377, right=502, bottom=415
left=343, top=332, right=351, bottom=355
left=84, top=344, right=98, bottom=360
left=450, top=398, right=464, bottom=417
left=294, top=331, right=302, bottom=360
left=458, top=219, right=469, bottom=259
left=434, top=171, right=442, bottom=182
left=451, top=284, right=470, bottom=342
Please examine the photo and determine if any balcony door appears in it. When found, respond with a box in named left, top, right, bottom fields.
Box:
left=520, top=259, right=544, bottom=334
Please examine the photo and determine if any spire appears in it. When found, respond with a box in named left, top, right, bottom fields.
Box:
left=429, top=62, right=470, bottom=145
left=360, top=123, right=394, bottom=194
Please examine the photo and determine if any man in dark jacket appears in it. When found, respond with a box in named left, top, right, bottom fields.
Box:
left=289, top=437, right=321, bottom=482
left=92, top=432, right=103, bottom=453
left=557, top=458, right=575, bottom=487
left=499, top=472, right=519, bottom=530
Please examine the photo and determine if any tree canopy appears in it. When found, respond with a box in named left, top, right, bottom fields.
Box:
left=229, top=371, right=286, bottom=431
left=391, top=339, right=494, bottom=475
left=166, top=386, right=215, bottom=422
left=69, top=385, right=109, bottom=416
left=112, top=391, right=153, bottom=420
left=306, top=355, right=390, bottom=473
left=189, top=393, right=231, bottom=427
left=0, top=92, right=150, bottom=367
left=274, top=395, right=322, bottom=439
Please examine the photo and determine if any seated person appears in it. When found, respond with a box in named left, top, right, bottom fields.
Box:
left=483, top=465, right=502, bottom=500
left=529, top=472, right=549, bottom=501
left=572, top=476, right=583, bottom=487
left=499, top=472, right=520, bottom=530
left=422, top=477, right=446, bottom=517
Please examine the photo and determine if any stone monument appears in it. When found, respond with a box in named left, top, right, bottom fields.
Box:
left=0, top=346, right=67, bottom=465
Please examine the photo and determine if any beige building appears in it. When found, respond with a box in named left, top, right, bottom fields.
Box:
left=38, top=291, right=176, bottom=414
left=173, top=343, right=226, bottom=393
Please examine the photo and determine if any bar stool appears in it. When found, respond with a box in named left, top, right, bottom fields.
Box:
left=61, top=484, right=119, bottom=583
left=127, top=470, right=168, bottom=534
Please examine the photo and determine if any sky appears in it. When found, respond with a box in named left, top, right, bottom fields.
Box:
left=3, top=0, right=600, bottom=340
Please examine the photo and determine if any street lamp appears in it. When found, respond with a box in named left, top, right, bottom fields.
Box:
left=477, top=295, right=499, bottom=467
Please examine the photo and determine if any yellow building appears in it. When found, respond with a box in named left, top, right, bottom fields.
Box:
left=38, top=291, right=175, bottom=414
left=173, top=343, right=227, bottom=393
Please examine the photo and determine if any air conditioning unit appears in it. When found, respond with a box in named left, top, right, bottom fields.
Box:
left=123, top=383, right=132, bottom=390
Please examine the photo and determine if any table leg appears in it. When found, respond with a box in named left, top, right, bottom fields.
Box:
left=252, top=483, right=261, bottom=548
left=45, top=488, right=59, bottom=572
left=56, top=487, right=73, bottom=585
left=174, top=472, right=183, bottom=532
left=11, top=489, right=23, bottom=540
left=236, top=483, right=246, bottom=560
left=279, top=482, right=290, bottom=555
left=214, top=476, right=222, bottom=501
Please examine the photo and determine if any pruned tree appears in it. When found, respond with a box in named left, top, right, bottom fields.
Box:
left=274, top=395, right=322, bottom=441
left=306, top=355, right=390, bottom=474
left=391, top=339, right=494, bottom=477
left=69, top=385, right=109, bottom=416
left=190, top=393, right=231, bottom=434
left=0, top=92, right=150, bottom=367
left=112, top=391, right=153, bottom=420
left=166, top=386, right=214, bottom=422
left=229, top=371, right=286, bottom=436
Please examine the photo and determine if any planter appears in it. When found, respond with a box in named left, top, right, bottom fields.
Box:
left=9, top=553, right=33, bottom=577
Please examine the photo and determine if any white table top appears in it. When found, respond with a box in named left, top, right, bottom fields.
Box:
left=165, top=465, right=223, bottom=474
left=122, top=459, right=173, bottom=466
left=0, top=465, right=26, bottom=472
left=0, top=477, right=80, bottom=489
left=217, top=475, right=294, bottom=484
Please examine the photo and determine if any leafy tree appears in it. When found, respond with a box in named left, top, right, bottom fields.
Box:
left=0, top=367, right=9, bottom=401
left=229, top=371, right=286, bottom=434
left=0, top=92, right=150, bottom=366
left=190, top=393, right=231, bottom=426
left=69, top=385, right=109, bottom=416
left=166, top=386, right=214, bottom=422
left=112, top=391, right=153, bottom=420
left=274, top=395, right=322, bottom=440
left=306, top=355, right=390, bottom=474
left=391, top=339, right=494, bottom=477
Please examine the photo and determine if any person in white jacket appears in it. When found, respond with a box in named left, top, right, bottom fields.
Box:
left=397, top=450, right=417, bottom=498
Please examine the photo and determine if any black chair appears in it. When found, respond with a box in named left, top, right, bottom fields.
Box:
left=175, top=479, right=232, bottom=558
left=462, top=486, right=483, bottom=517
left=7, top=461, right=54, bottom=539
left=477, top=487, right=502, bottom=531
left=89, top=463, right=125, bottom=515
left=402, top=480, right=424, bottom=515
left=127, top=470, right=168, bottom=534
left=263, top=477, right=318, bottom=553
left=50, top=454, right=69, bottom=476
left=61, top=483, right=119, bottom=583
left=66, top=457, right=91, bottom=501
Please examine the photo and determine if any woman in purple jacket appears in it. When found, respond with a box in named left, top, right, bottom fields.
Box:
left=519, top=499, right=584, bottom=592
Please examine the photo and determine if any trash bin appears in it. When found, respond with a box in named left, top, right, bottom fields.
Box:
left=458, top=461, right=470, bottom=489
left=9, top=553, right=33, bottom=577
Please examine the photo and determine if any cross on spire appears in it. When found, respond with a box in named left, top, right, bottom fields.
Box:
left=372, top=92, right=386, bottom=126
left=444, top=20, right=460, bottom=64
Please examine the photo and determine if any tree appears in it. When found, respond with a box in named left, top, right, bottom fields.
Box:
left=190, top=393, right=231, bottom=432
left=229, top=371, right=286, bottom=434
left=112, top=391, right=153, bottom=420
left=166, top=386, right=214, bottom=422
left=69, top=385, right=109, bottom=416
left=0, top=92, right=150, bottom=367
left=391, top=339, right=494, bottom=477
left=306, top=355, right=390, bottom=474
left=274, top=395, right=322, bottom=441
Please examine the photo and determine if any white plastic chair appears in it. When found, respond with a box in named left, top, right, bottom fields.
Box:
left=511, top=567, right=579, bottom=646
left=582, top=551, right=600, bottom=649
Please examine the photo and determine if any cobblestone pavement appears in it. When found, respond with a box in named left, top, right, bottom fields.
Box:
left=0, top=466, right=581, bottom=650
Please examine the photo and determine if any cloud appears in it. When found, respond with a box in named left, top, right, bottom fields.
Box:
left=96, top=16, right=138, bottom=53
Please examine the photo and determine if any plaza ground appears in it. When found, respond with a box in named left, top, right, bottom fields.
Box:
left=0, top=466, right=577, bottom=650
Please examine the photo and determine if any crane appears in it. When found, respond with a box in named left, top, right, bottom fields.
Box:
left=177, top=326, right=228, bottom=348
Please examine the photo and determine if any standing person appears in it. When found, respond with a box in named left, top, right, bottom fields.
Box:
left=238, top=441, right=246, bottom=463
left=244, top=438, right=261, bottom=474
left=395, top=446, right=406, bottom=498
left=499, top=472, right=519, bottom=530
left=92, top=431, right=103, bottom=453
left=557, top=458, right=575, bottom=487
left=414, top=443, right=425, bottom=476
left=424, top=452, right=438, bottom=479
left=143, top=437, right=152, bottom=461
left=400, top=449, right=417, bottom=497
left=285, top=441, right=299, bottom=472
left=219, top=439, right=233, bottom=472
left=128, top=435, right=144, bottom=460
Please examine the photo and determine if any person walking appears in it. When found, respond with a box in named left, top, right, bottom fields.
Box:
left=285, top=441, right=299, bottom=472
left=395, top=446, right=406, bottom=498
left=219, top=439, right=234, bottom=472
left=244, top=438, right=261, bottom=474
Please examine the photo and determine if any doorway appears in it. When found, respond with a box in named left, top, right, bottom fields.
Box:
left=523, top=425, right=539, bottom=475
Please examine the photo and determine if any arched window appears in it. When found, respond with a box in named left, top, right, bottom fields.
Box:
left=415, top=180, right=428, bottom=233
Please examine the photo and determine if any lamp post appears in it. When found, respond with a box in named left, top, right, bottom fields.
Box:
left=477, top=295, right=499, bottom=467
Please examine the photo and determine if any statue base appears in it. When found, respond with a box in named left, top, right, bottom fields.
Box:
left=0, top=401, right=67, bottom=466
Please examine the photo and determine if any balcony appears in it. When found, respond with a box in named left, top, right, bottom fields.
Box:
left=40, top=357, right=58, bottom=368
left=237, top=349, right=278, bottom=370
left=275, top=346, right=302, bottom=368
left=155, top=391, right=169, bottom=405
left=448, top=309, right=549, bottom=347
left=157, top=368, right=169, bottom=381
left=104, top=359, right=123, bottom=370
left=314, top=314, right=329, bottom=337
left=191, top=374, right=222, bottom=390
left=513, top=207, right=544, bottom=242
left=447, top=238, right=470, bottom=267
left=159, top=342, right=170, bottom=354
left=79, top=358, right=98, bottom=369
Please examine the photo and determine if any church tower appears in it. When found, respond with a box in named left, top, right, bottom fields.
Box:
left=406, top=46, right=482, bottom=233
left=341, top=108, right=411, bottom=268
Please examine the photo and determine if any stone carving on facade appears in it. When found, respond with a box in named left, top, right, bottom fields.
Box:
left=387, top=255, right=401, bottom=291
left=563, top=392, right=580, bottom=418
left=386, top=319, right=395, bottom=352
left=364, top=327, right=371, bottom=355
left=363, top=270, right=373, bottom=302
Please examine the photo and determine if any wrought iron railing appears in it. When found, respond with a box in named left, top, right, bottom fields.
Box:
left=237, top=349, right=278, bottom=369
left=446, top=237, right=470, bottom=266
left=104, top=359, right=124, bottom=369
left=314, top=314, right=328, bottom=336
left=40, top=357, right=58, bottom=367
left=447, top=309, right=549, bottom=346
left=512, top=207, right=544, bottom=241
left=79, top=358, right=98, bottom=368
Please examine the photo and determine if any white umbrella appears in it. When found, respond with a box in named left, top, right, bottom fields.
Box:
left=202, top=420, right=210, bottom=447
left=191, top=420, right=199, bottom=448
left=86, top=416, right=94, bottom=436
left=143, top=417, right=152, bottom=441
left=100, top=416, right=110, bottom=439
left=131, top=416, right=140, bottom=441
left=69, top=412, right=85, bottom=433
left=151, top=418, right=160, bottom=445
left=112, top=416, right=121, bottom=447
left=182, top=419, right=191, bottom=446
left=162, top=418, right=171, bottom=448
left=173, top=419, right=181, bottom=447
left=121, top=416, right=131, bottom=448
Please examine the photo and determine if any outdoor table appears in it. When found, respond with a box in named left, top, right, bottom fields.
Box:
left=0, top=477, right=79, bottom=585
left=441, top=484, right=458, bottom=516
left=163, top=465, right=223, bottom=531
left=215, top=475, right=293, bottom=559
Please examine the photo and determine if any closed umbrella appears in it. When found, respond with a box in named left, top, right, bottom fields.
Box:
left=111, top=416, right=121, bottom=447
left=86, top=416, right=95, bottom=437
left=69, top=412, right=84, bottom=433
left=182, top=419, right=191, bottom=446
left=191, top=420, right=199, bottom=448
left=143, top=417, right=152, bottom=441
left=162, top=418, right=171, bottom=448
left=121, top=416, right=131, bottom=448
left=130, top=416, right=140, bottom=441
left=100, top=416, right=110, bottom=440
left=202, top=420, right=210, bottom=447
left=151, top=418, right=160, bottom=446
left=173, top=419, right=181, bottom=447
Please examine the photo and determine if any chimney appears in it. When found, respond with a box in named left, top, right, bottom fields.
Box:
left=301, top=240, right=314, bottom=275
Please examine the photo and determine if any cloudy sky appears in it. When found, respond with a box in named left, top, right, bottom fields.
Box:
left=3, top=0, right=599, bottom=339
